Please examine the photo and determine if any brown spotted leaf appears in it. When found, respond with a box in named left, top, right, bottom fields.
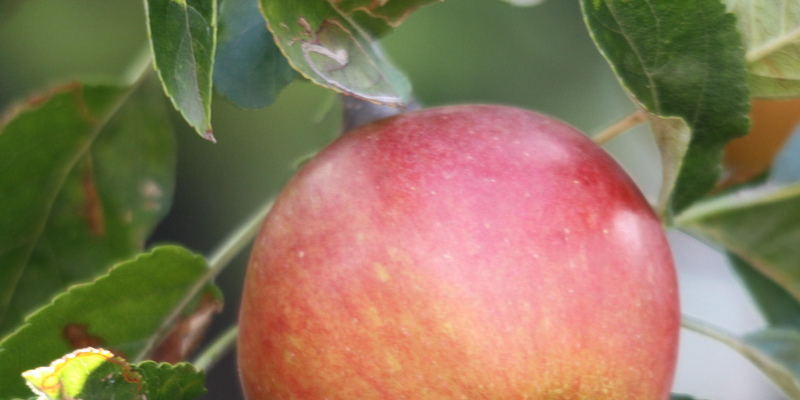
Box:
left=149, top=292, right=223, bottom=364
left=0, top=79, right=176, bottom=340
left=23, top=348, right=144, bottom=400
left=22, top=348, right=207, bottom=400
left=0, top=246, right=219, bottom=400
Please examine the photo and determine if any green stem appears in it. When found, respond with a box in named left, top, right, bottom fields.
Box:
left=135, top=197, right=275, bottom=361
left=207, top=197, right=275, bottom=272
left=193, top=325, right=239, bottom=371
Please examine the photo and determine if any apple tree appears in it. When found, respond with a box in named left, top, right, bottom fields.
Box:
left=0, top=0, right=799, bottom=399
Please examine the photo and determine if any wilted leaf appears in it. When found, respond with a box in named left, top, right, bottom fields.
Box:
left=21, top=348, right=206, bottom=400
left=581, top=0, right=750, bottom=217
left=0, top=81, right=176, bottom=339
left=148, top=293, right=222, bottom=364
left=723, top=1, right=800, bottom=98
left=260, top=0, right=412, bottom=107
left=145, top=0, right=217, bottom=141
left=214, top=0, right=297, bottom=109
left=0, top=246, right=220, bottom=399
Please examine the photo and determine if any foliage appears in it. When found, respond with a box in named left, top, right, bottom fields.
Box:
left=3, top=0, right=800, bottom=399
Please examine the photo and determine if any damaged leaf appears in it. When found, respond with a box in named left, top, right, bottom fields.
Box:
left=0, top=246, right=220, bottom=399
left=0, top=80, right=176, bottom=340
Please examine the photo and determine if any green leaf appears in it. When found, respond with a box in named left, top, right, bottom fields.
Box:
left=332, top=0, right=442, bottom=37
left=0, top=81, right=176, bottom=340
left=740, top=329, right=800, bottom=399
left=683, top=317, right=800, bottom=399
left=137, top=361, right=206, bottom=400
left=749, top=75, right=800, bottom=99
left=581, top=0, right=750, bottom=217
left=678, top=183, right=800, bottom=302
left=23, top=348, right=143, bottom=400
left=677, top=127, right=800, bottom=313
left=21, top=349, right=206, bottom=400
left=260, top=0, right=412, bottom=107
left=213, top=0, right=297, bottom=109
left=146, top=0, right=217, bottom=141
left=728, top=253, right=800, bottom=330
left=0, top=246, right=220, bottom=400
left=723, top=1, right=800, bottom=98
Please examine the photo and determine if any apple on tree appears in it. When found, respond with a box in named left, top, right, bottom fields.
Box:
left=238, top=105, right=680, bottom=399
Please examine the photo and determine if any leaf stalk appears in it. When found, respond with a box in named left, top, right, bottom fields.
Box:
left=592, top=110, right=646, bottom=145
left=193, top=325, right=239, bottom=372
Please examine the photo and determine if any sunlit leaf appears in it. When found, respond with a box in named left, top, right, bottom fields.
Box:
left=723, top=1, right=800, bottom=98
left=21, top=348, right=206, bottom=400
left=23, top=348, right=143, bottom=400
left=581, top=0, right=750, bottom=217
left=146, top=0, right=217, bottom=141
left=214, top=0, right=297, bottom=109
left=260, top=0, right=412, bottom=107
left=0, top=81, right=176, bottom=340
left=0, top=246, right=221, bottom=399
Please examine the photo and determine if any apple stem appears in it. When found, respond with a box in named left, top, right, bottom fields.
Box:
left=193, top=325, right=239, bottom=372
left=592, top=110, right=647, bottom=145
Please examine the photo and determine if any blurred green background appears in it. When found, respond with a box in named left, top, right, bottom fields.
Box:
left=5, top=1, right=775, bottom=399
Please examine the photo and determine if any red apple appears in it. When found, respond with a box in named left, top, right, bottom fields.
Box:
left=238, top=105, right=679, bottom=400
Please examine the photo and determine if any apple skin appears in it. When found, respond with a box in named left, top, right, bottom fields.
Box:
left=238, top=105, right=680, bottom=400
